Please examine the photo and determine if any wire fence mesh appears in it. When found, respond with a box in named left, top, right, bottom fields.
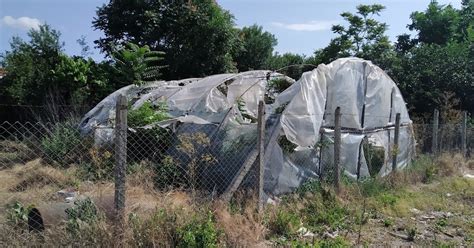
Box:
left=0, top=113, right=472, bottom=244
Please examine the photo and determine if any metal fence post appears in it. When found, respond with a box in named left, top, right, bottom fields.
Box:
left=334, top=107, right=341, bottom=194
left=114, top=94, right=127, bottom=244
left=432, top=109, right=439, bottom=156
left=461, top=111, right=467, bottom=157
left=257, top=101, right=265, bottom=212
left=392, top=113, right=401, bottom=172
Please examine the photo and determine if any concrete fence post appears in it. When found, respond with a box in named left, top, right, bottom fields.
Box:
left=114, top=94, right=127, bottom=246
left=257, top=101, right=265, bottom=212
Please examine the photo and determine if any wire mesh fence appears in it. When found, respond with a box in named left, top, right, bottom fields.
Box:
left=0, top=112, right=471, bottom=244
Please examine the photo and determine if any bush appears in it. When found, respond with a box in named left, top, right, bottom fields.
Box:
left=127, top=101, right=172, bottom=162
left=76, top=148, right=114, bottom=181
left=176, top=213, right=221, bottom=248
left=6, top=202, right=33, bottom=230
left=268, top=209, right=301, bottom=238
left=154, top=155, right=185, bottom=189
left=65, top=198, right=100, bottom=234
left=41, top=121, right=83, bottom=166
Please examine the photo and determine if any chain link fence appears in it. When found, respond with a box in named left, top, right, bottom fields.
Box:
left=0, top=111, right=471, bottom=244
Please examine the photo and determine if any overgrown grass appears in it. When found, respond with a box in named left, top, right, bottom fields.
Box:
left=1, top=153, right=472, bottom=246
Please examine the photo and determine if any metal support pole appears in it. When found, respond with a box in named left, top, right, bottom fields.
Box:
left=392, top=113, right=401, bottom=172
left=334, top=107, right=341, bottom=194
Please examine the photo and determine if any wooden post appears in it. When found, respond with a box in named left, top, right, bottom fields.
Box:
left=114, top=94, right=127, bottom=245
left=461, top=111, right=467, bottom=157
left=257, top=101, right=265, bottom=212
left=392, top=113, right=401, bottom=172
left=432, top=109, right=439, bottom=156
left=334, top=107, right=341, bottom=194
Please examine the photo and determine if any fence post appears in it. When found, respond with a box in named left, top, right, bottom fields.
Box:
left=461, top=111, right=467, bottom=158
left=392, top=113, right=401, bottom=172
left=114, top=94, right=127, bottom=245
left=334, top=107, right=341, bottom=194
left=257, top=101, right=265, bottom=212
left=432, top=109, right=439, bottom=156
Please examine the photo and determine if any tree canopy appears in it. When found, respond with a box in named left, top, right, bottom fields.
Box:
left=93, top=0, right=238, bottom=79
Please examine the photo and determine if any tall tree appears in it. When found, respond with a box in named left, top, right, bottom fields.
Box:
left=408, top=0, right=461, bottom=45
left=0, top=24, right=64, bottom=105
left=314, top=4, right=392, bottom=67
left=233, top=25, right=277, bottom=72
left=93, top=0, right=238, bottom=79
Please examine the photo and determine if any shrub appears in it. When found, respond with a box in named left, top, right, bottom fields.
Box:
left=268, top=209, right=300, bottom=238
left=41, top=121, right=83, bottom=166
left=376, top=193, right=398, bottom=207
left=6, top=202, right=33, bottom=230
left=154, top=155, right=184, bottom=189
left=77, top=148, right=114, bottom=181
left=176, top=213, right=221, bottom=248
left=65, top=198, right=100, bottom=234
left=127, top=101, right=172, bottom=162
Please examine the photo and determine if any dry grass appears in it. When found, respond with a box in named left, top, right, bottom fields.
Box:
left=213, top=200, right=267, bottom=247
left=1, top=153, right=473, bottom=247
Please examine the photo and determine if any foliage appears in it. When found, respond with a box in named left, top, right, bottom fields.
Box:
left=128, top=209, right=179, bottom=247
left=176, top=213, right=221, bottom=248
left=268, top=209, right=301, bottom=238
left=41, top=121, right=83, bottom=166
left=127, top=101, right=169, bottom=127
left=65, top=198, right=100, bottom=234
left=266, top=52, right=313, bottom=80
left=233, top=24, right=277, bottom=71
left=0, top=24, right=117, bottom=121
left=77, top=148, right=114, bottom=181
left=6, top=202, right=33, bottom=230
left=0, top=24, right=63, bottom=106
left=111, top=42, right=165, bottom=86
left=154, top=155, right=184, bottom=190
left=408, top=1, right=462, bottom=45
left=313, top=4, right=393, bottom=68
left=127, top=101, right=172, bottom=164
left=93, top=0, right=238, bottom=79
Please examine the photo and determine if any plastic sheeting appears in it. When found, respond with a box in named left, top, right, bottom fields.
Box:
left=79, top=57, right=415, bottom=196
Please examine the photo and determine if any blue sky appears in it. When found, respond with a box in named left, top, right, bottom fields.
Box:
left=0, top=0, right=462, bottom=61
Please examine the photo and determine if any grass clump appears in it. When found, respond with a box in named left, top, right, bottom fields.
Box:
left=268, top=209, right=301, bottom=238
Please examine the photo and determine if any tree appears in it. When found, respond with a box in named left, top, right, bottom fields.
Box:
left=0, top=24, right=64, bottom=105
left=314, top=4, right=392, bottom=67
left=233, top=25, right=277, bottom=71
left=408, top=1, right=461, bottom=45
left=0, top=24, right=116, bottom=112
left=265, top=53, right=316, bottom=80
left=110, top=42, right=166, bottom=86
left=93, top=0, right=238, bottom=79
left=390, top=43, right=473, bottom=114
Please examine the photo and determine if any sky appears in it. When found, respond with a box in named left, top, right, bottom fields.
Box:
left=0, top=0, right=462, bottom=61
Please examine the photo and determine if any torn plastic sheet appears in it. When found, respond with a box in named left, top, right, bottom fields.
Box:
left=79, top=57, right=415, bottom=196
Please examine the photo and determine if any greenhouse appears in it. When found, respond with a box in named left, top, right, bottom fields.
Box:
left=79, top=57, right=416, bottom=196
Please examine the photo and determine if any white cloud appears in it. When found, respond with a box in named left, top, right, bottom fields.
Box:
left=271, top=20, right=338, bottom=31
left=1, top=16, right=42, bottom=30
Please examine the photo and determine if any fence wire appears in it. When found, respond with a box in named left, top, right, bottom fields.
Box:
left=0, top=118, right=472, bottom=244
